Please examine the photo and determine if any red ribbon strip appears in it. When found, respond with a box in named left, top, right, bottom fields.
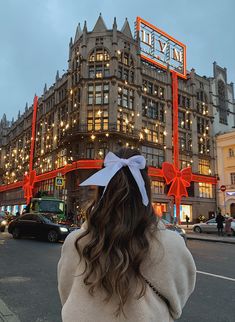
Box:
left=23, top=170, right=36, bottom=205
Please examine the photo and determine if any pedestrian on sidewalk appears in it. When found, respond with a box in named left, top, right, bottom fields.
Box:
left=225, top=216, right=233, bottom=236
left=216, top=212, right=225, bottom=236
left=185, top=214, right=190, bottom=228
left=58, top=148, right=196, bottom=322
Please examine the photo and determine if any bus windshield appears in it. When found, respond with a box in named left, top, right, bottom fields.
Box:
left=32, top=200, right=65, bottom=214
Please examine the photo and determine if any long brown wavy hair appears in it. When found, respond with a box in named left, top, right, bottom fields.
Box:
left=75, top=148, right=158, bottom=315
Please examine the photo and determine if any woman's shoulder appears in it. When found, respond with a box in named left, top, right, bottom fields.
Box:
left=62, top=227, right=87, bottom=252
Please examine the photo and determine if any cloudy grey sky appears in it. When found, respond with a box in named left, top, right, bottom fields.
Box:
left=0, top=0, right=234, bottom=120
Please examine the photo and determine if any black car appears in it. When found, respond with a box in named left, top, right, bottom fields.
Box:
left=8, top=213, right=74, bottom=242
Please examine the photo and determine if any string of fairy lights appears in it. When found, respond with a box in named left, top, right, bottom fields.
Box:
left=2, top=47, right=212, bottom=185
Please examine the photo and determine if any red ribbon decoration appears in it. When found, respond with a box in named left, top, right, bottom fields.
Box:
left=23, top=170, right=36, bottom=205
left=162, top=162, right=192, bottom=198
left=162, top=162, right=192, bottom=222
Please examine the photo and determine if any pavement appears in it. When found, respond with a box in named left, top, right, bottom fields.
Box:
left=0, top=228, right=234, bottom=322
left=180, top=225, right=235, bottom=244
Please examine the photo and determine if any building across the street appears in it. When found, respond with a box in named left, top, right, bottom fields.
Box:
left=0, top=15, right=234, bottom=222
left=216, top=130, right=235, bottom=216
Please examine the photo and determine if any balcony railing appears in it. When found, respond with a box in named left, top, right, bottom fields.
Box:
left=66, top=123, right=141, bottom=138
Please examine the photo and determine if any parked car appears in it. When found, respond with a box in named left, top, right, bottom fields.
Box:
left=0, top=212, right=8, bottom=232
left=161, top=218, right=187, bottom=242
left=193, top=218, right=235, bottom=235
left=8, top=213, right=77, bottom=242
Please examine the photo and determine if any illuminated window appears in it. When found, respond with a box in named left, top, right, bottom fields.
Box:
left=56, top=149, right=67, bottom=168
left=88, top=48, right=110, bottom=79
left=199, top=182, right=213, bottom=198
left=151, top=180, right=164, bottom=194
left=87, top=110, right=108, bottom=132
left=198, top=159, right=210, bottom=175
left=142, top=121, right=165, bottom=145
left=117, top=111, right=134, bottom=133
left=179, top=155, right=192, bottom=169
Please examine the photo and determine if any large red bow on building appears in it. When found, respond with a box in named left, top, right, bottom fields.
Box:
left=162, top=162, right=192, bottom=198
left=23, top=170, right=36, bottom=204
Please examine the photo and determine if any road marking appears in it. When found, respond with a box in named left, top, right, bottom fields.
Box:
left=197, top=270, right=235, bottom=282
left=0, top=298, right=20, bottom=321
left=0, top=276, right=31, bottom=283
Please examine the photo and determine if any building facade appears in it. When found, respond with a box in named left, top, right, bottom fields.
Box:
left=1, top=15, right=234, bottom=222
left=216, top=131, right=235, bottom=216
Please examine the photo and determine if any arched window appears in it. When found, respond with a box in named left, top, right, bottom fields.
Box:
left=218, top=80, right=227, bottom=124
left=88, top=48, right=110, bottom=79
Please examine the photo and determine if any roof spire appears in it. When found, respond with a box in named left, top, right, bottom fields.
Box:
left=121, top=17, right=133, bottom=38
left=56, top=70, right=59, bottom=82
left=83, top=20, right=87, bottom=33
left=74, top=23, right=82, bottom=42
left=93, top=13, right=107, bottom=32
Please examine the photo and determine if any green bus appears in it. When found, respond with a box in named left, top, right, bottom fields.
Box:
left=30, top=197, right=66, bottom=221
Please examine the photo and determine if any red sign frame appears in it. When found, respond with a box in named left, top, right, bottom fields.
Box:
left=136, top=16, right=187, bottom=79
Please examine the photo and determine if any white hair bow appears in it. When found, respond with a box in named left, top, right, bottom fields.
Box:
left=80, top=152, right=149, bottom=206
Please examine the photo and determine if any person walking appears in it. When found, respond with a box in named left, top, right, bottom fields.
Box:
left=185, top=214, right=190, bottom=228
left=224, top=216, right=233, bottom=236
left=58, top=148, right=196, bottom=322
left=216, top=212, right=225, bottom=236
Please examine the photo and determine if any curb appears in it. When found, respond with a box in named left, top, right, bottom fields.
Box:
left=0, top=299, right=20, bottom=322
left=187, top=235, right=235, bottom=244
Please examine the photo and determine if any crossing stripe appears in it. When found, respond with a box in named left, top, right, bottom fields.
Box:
left=197, top=270, right=235, bottom=282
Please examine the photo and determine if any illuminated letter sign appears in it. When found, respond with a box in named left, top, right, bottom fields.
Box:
left=136, top=17, right=187, bottom=78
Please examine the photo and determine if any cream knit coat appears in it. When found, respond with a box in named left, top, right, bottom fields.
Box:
left=58, top=225, right=196, bottom=322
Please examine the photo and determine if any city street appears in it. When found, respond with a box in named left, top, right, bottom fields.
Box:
left=0, top=231, right=234, bottom=322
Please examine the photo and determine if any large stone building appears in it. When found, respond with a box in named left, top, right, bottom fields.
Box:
left=0, top=15, right=234, bottom=222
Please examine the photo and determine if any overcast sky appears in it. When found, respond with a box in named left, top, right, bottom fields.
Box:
left=0, top=0, right=234, bottom=121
